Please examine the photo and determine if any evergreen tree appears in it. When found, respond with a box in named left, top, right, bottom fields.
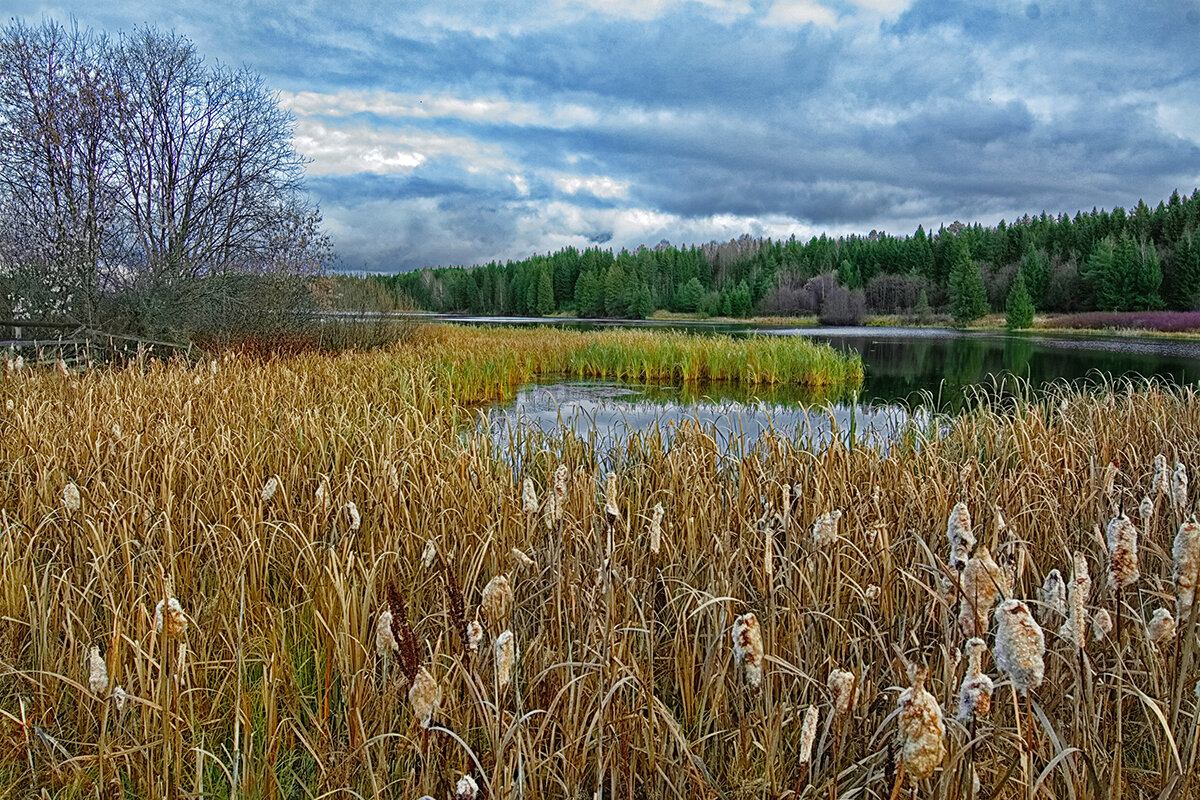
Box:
left=603, top=264, right=631, bottom=317
left=675, top=277, right=704, bottom=312
left=837, top=258, right=862, bottom=289
left=1131, top=240, right=1162, bottom=309
left=1083, top=236, right=1119, bottom=310
left=1005, top=270, right=1035, bottom=329
left=535, top=266, right=555, bottom=316
left=574, top=270, right=602, bottom=317
left=947, top=236, right=988, bottom=324
left=1166, top=231, right=1200, bottom=309
left=913, top=288, right=933, bottom=323
left=629, top=283, right=654, bottom=319
left=1020, top=241, right=1049, bottom=307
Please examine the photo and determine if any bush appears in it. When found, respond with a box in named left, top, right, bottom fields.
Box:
left=819, top=286, right=866, bottom=325
left=864, top=273, right=933, bottom=314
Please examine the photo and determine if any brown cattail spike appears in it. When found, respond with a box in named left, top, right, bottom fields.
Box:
left=731, top=613, right=765, bottom=689
left=947, top=501, right=974, bottom=570
left=387, top=584, right=420, bottom=683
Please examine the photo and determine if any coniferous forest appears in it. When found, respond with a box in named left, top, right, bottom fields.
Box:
left=379, top=189, right=1200, bottom=324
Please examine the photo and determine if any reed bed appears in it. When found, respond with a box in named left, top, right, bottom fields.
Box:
left=0, top=337, right=1198, bottom=799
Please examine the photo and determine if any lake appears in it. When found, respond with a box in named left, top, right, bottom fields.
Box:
left=442, top=316, right=1200, bottom=456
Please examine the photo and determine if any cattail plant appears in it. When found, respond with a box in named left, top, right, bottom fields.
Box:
left=958, top=547, right=1005, bottom=639
left=1148, top=608, right=1176, bottom=645
left=87, top=644, right=109, bottom=697
left=812, top=509, right=843, bottom=548
left=111, top=685, right=127, bottom=712
left=828, top=668, right=856, bottom=716
left=1106, top=513, right=1140, bottom=589
left=467, top=617, right=484, bottom=654
left=481, top=574, right=514, bottom=633
left=421, top=539, right=438, bottom=569
left=494, top=630, right=516, bottom=693
left=648, top=502, right=664, bottom=555
left=343, top=501, right=361, bottom=531
left=1091, top=609, right=1113, bottom=641
left=1154, top=454, right=1171, bottom=497
left=544, top=464, right=569, bottom=529
left=994, top=599, right=1045, bottom=694
left=603, top=472, right=620, bottom=527
left=1040, top=569, right=1067, bottom=621
left=947, top=501, right=974, bottom=570
left=408, top=666, right=440, bottom=728
left=798, top=705, right=820, bottom=774
left=1173, top=462, right=1189, bottom=511
left=957, top=637, right=993, bottom=721
left=62, top=481, right=82, bottom=513
left=1059, top=552, right=1092, bottom=649
left=731, top=612, right=765, bottom=689
left=897, top=667, right=946, bottom=782
left=510, top=547, right=536, bottom=571
left=1138, top=494, right=1154, bottom=532
left=155, top=597, right=187, bottom=640
left=1174, top=516, right=1200, bottom=622
left=1101, top=460, right=1119, bottom=499
left=376, top=609, right=398, bottom=657
left=315, top=478, right=331, bottom=515
left=455, top=774, right=479, bottom=800
left=387, top=584, right=420, bottom=684
left=261, top=476, right=280, bottom=503
left=386, top=461, right=400, bottom=494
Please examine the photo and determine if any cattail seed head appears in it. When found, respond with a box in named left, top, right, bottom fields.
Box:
left=1174, top=517, right=1200, bottom=622
left=420, top=539, right=438, bottom=569
left=1102, top=460, right=1118, bottom=498
left=731, top=613, right=765, bottom=689
left=1173, top=462, right=1189, bottom=509
left=343, top=501, right=361, bottom=531
left=87, top=645, right=109, bottom=696
left=958, top=546, right=1005, bottom=639
left=994, top=599, right=1045, bottom=694
left=408, top=666, right=440, bottom=728
left=1138, top=494, right=1154, bottom=530
left=897, top=668, right=946, bottom=781
left=648, top=502, right=664, bottom=555
left=1040, top=569, right=1067, bottom=620
left=1148, top=607, right=1176, bottom=645
left=865, top=584, right=881, bottom=602
left=155, top=597, right=187, bottom=639
left=957, top=637, right=994, bottom=721
left=494, top=630, right=516, bottom=692
left=375, top=609, right=398, bottom=656
left=812, top=509, right=843, bottom=548
left=947, top=501, right=975, bottom=570
left=261, top=476, right=279, bottom=503
left=111, top=685, right=126, bottom=712
left=455, top=774, right=479, bottom=800
left=1091, top=608, right=1113, bottom=641
left=63, top=482, right=82, bottom=512
left=510, top=547, right=536, bottom=570
left=481, top=574, right=514, bottom=632
left=603, top=472, right=620, bottom=526
left=828, top=668, right=856, bottom=716
left=1059, top=552, right=1092, bottom=649
left=175, top=641, right=188, bottom=684
left=522, top=478, right=538, bottom=514
left=467, top=617, right=484, bottom=653
left=315, top=479, right=331, bottom=514
left=1154, top=454, right=1171, bottom=497
left=1106, top=514, right=1140, bottom=589
left=798, top=705, right=820, bottom=767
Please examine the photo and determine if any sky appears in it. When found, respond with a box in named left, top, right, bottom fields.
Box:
left=10, top=1, right=1200, bottom=272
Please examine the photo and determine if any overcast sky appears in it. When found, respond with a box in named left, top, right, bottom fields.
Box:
left=11, top=1, right=1200, bottom=272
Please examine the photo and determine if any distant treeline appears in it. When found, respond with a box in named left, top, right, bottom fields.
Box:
left=370, top=189, right=1200, bottom=324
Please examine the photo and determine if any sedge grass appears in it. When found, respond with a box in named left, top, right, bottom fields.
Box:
left=0, top=339, right=1197, bottom=799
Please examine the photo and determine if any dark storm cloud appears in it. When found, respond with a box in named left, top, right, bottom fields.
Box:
left=9, top=0, right=1200, bottom=270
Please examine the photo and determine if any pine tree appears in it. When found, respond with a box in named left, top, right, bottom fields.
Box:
left=574, top=270, right=602, bottom=317
left=947, top=236, right=988, bottom=325
left=1005, top=270, right=1035, bottom=329
left=913, top=288, right=933, bottom=323
left=536, top=266, right=555, bottom=316
left=1131, top=240, right=1162, bottom=309
left=837, top=259, right=861, bottom=289
left=1020, top=241, right=1049, bottom=306
left=1166, top=231, right=1200, bottom=310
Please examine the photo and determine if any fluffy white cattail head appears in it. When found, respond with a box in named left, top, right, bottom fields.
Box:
left=828, top=668, right=856, bottom=716
left=1091, top=608, right=1112, bottom=641
left=603, top=472, right=620, bottom=525
left=897, top=668, right=946, bottom=781
left=648, top=502, right=664, bottom=555
left=1040, top=569, right=1067, bottom=620
left=1174, top=517, right=1200, bottom=622
left=510, top=547, right=536, bottom=571
left=343, top=501, right=361, bottom=531
left=375, top=609, right=398, bottom=656
left=1106, top=514, right=1140, bottom=589
left=408, top=666, right=440, bottom=728
left=111, top=684, right=127, bottom=712
left=261, top=476, right=280, bottom=503
left=1059, top=552, right=1092, bottom=650
left=1154, top=454, right=1171, bottom=497
left=467, top=618, right=484, bottom=653
left=731, top=613, right=765, bottom=689
left=798, top=705, right=820, bottom=767
left=494, top=629, right=516, bottom=692
left=62, top=482, right=82, bottom=512
left=957, top=547, right=1005, bottom=639
left=812, top=509, right=843, bottom=548
left=957, top=637, right=993, bottom=721
left=175, top=641, right=188, bottom=684
left=994, top=599, right=1045, bottom=694
left=1138, top=495, right=1154, bottom=530
left=1148, top=607, right=1176, bottom=645
left=315, top=479, right=331, bottom=514
left=87, top=645, right=109, bottom=696
left=865, top=584, right=881, bottom=602
left=947, top=501, right=975, bottom=570
left=1173, top=462, right=1189, bottom=509
left=455, top=774, right=479, bottom=800
left=420, top=539, right=438, bottom=570
left=522, top=478, right=538, bottom=515
left=544, top=465, right=570, bottom=529
left=481, top=574, right=514, bottom=633
left=154, top=597, right=187, bottom=640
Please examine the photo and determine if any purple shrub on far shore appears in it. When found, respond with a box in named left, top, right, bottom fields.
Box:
left=1052, top=311, right=1200, bottom=332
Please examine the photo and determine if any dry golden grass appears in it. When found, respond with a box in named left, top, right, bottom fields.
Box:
left=0, top=333, right=1197, bottom=799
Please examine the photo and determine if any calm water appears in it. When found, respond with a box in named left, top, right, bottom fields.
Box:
left=448, top=315, right=1200, bottom=455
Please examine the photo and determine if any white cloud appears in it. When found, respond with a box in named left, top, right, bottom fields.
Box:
left=294, top=119, right=513, bottom=175
left=764, top=0, right=839, bottom=27
left=281, top=89, right=601, bottom=129
left=552, top=173, right=629, bottom=199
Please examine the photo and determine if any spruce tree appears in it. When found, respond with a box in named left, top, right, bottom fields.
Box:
left=536, top=266, right=555, bottom=316
left=1005, top=270, right=1035, bottom=329
left=1020, top=241, right=1049, bottom=305
left=1166, top=232, right=1200, bottom=309
left=947, top=236, right=988, bottom=325
left=1131, top=240, right=1163, bottom=309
